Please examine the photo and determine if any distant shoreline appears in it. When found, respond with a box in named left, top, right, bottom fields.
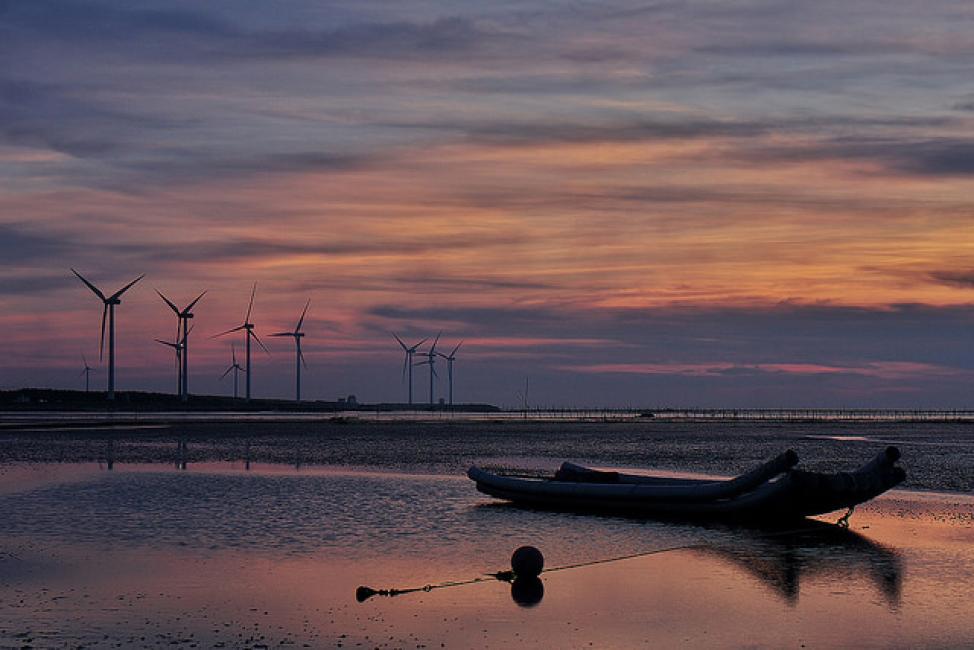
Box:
left=3, top=388, right=974, bottom=423
left=0, top=387, right=501, bottom=414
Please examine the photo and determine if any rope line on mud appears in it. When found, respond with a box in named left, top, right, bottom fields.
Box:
left=356, top=522, right=836, bottom=601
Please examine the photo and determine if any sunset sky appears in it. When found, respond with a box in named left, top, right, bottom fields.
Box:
left=2, top=0, right=973, bottom=407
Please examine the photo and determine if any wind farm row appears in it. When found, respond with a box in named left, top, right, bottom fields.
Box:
left=69, top=269, right=464, bottom=406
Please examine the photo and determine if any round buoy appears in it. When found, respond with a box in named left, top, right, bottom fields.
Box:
left=511, top=545, right=544, bottom=577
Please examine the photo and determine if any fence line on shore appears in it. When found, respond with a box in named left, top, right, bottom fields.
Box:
left=491, top=407, right=974, bottom=422
left=2, top=407, right=973, bottom=423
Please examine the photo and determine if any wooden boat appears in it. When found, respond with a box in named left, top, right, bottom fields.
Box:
left=467, top=447, right=906, bottom=522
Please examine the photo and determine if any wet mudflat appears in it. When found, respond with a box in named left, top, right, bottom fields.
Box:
left=0, top=455, right=972, bottom=649
left=1, top=418, right=972, bottom=491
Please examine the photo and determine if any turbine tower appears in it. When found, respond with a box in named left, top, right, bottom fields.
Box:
left=415, top=331, right=441, bottom=406
left=393, top=333, right=428, bottom=406
left=220, top=344, right=245, bottom=399
left=215, top=283, right=268, bottom=401
left=156, top=289, right=205, bottom=402
left=270, top=299, right=310, bottom=401
left=437, top=341, right=463, bottom=406
left=71, top=269, right=144, bottom=400
left=80, top=354, right=95, bottom=393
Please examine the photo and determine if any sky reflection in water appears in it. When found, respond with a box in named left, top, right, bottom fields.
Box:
left=0, top=463, right=972, bottom=648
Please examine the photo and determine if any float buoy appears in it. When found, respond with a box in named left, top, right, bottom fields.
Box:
left=511, top=545, right=544, bottom=577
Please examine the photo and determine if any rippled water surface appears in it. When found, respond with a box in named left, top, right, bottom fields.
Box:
left=2, top=419, right=972, bottom=490
left=0, top=457, right=973, bottom=649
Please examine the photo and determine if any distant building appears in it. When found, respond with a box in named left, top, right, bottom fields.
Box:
left=338, top=394, right=358, bottom=406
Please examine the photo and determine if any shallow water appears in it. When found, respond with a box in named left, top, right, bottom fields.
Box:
left=1, top=461, right=973, bottom=648
left=2, top=419, right=973, bottom=491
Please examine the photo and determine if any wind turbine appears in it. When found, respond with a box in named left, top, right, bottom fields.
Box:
left=437, top=341, right=463, bottom=406
left=270, top=299, right=310, bottom=401
left=393, top=333, right=428, bottom=406
left=220, top=344, right=245, bottom=399
left=156, top=289, right=205, bottom=402
left=154, top=334, right=184, bottom=395
left=214, top=283, right=268, bottom=401
left=71, top=269, right=144, bottom=400
left=80, top=354, right=95, bottom=393
left=414, top=331, right=441, bottom=406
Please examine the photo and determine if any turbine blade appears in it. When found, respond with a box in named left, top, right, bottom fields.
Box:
left=99, top=304, right=108, bottom=361
left=451, top=340, right=463, bottom=357
left=71, top=268, right=107, bottom=301
left=79, top=367, right=87, bottom=377
left=430, top=331, right=442, bottom=354
left=250, top=329, right=270, bottom=354
left=109, top=274, right=145, bottom=301
left=156, top=289, right=180, bottom=315
left=184, top=290, right=206, bottom=314
left=299, top=348, right=308, bottom=369
left=231, top=344, right=237, bottom=364
left=296, top=299, right=310, bottom=332
left=245, top=282, right=257, bottom=323
left=220, top=366, right=233, bottom=379
left=401, top=354, right=408, bottom=382
left=409, top=337, right=429, bottom=352
left=268, top=332, right=292, bottom=337
left=393, top=332, right=408, bottom=351
left=212, top=324, right=246, bottom=338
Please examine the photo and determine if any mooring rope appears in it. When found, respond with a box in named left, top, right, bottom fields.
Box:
left=356, top=522, right=835, bottom=601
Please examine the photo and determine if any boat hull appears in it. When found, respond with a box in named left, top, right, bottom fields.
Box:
left=468, top=448, right=905, bottom=522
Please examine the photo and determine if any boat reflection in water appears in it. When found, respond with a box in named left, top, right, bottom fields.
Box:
left=524, top=520, right=902, bottom=609
left=687, top=520, right=902, bottom=607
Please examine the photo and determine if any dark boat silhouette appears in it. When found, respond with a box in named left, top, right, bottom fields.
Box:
left=468, top=447, right=905, bottom=522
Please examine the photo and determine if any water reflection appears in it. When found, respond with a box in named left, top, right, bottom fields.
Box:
left=176, top=438, right=188, bottom=470
left=100, top=438, right=114, bottom=470
left=510, top=576, right=544, bottom=606
left=473, top=499, right=902, bottom=608
left=353, top=519, right=897, bottom=612
left=692, top=521, right=902, bottom=606
left=521, top=521, right=902, bottom=609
